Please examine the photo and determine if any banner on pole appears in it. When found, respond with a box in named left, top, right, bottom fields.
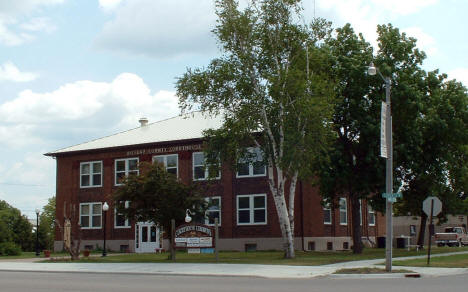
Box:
left=380, top=102, right=388, bottom=158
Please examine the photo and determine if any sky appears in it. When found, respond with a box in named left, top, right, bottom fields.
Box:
left=0, top=0, right=467, bottom=219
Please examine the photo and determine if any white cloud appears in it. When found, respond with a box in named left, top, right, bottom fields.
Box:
left=98, top=0, right=123, bottom=12
left=20, top=17, right=56, bottom=33
left=448, top=68, right=468, bottom=87
left=94, top=0, right=217, bottom=58
left=0, top=61, right=38, bottom=82
left=0, top=0, right=64, bottom=46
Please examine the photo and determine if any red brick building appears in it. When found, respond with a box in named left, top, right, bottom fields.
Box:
left=46, top=112, right=385, bottom=252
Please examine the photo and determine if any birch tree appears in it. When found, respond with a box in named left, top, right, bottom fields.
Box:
left=176, top=0, right=334, bottom=258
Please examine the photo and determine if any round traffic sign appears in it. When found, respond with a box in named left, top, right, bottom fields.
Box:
left=423, top=196, right=442, bottom=217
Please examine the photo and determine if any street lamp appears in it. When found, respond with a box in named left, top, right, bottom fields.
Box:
left=102, top=202, right=109, bottom=257
left=185, top=209, right=193, bottom=223
left=368, top=62, right=397, bottom=272
left=35, top=208, right=40, bottom=256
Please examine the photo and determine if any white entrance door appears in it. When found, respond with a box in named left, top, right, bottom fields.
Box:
left=135, top=222, right=160, bottom=253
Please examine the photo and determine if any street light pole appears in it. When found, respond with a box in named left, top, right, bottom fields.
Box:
left=102, top=202, right=109, bottom=257
left=369, top=63, right=394, bottom=272
left=35, top=208, right=40, bottom=257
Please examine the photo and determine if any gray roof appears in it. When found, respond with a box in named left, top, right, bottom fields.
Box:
left=46, top=112, right=223, bottom=156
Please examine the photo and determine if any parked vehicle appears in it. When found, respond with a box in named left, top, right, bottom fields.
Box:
left=434, top=227, right=468, bottom=247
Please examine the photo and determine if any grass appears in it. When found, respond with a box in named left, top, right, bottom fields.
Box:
left=334, top=267, right=413, bottom=274
left=393, top=253, right=468, bottom=268
left=42, top=246, right=468, bottom=266
left=0, top=251, right=69, bottom=260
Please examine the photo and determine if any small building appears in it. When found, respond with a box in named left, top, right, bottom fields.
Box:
left=45, top=112, right=385, bottom=252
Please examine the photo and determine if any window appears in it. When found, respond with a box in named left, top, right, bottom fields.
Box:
left=153, top=154, right=178, bottom=176
left=237, top=194, right=267, bottom=225
left=368, top=204, right=375, bottom=226
left=80, top=203, right=102, bottom=229
left=193, top=152, right=220, bottom=181
left=339, top=198, right=347, bottom=225
left=80, top=161, right=102, bottom=188
left=237, top=147, right=266, bottom=177
left=115, top=158, right=139, bottom=185
left=205, top=196, right=221, bottom=226
left=114, top=201, right=130, bottom=228
left=323, top=202, right=332, bottom=225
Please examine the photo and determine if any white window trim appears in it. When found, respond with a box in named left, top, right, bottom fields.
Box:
left=114, top=157, right=139, bottom=186
left=204, top=196, right=221, bottom=226
left=368, top=204, right=376, bottom=226
left=153, top=154, right=178, bottom=178
left=80, top=161, right=103, bottom=188
left=237, top=194, right=267, bottom=225
left=80, top=202, right=102, bottom=229
left=339, top=198, right=348, bottom=226
left=323, top=202, right=332, bottom=225
left=236, top=147, right=266, bottom=178
left=193, top=152, right=221, bottom=181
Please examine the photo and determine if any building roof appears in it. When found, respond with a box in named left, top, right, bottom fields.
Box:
left=45, top=111, right=224, bottom=156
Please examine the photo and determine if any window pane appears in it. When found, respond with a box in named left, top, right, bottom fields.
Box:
left=92, top=215, right=101, bottom=227
left=238, top=197, right=250, bottom=209
left=92, top=162, right=101, bottom=173
left=116, top=160, right=125, bottom=171
left=81, top=205, right=89, bottom=215
left=81, top=163, right=90, bottom=175
left=237, top=162, right=249, bottom=176
left=141, top=226, right=148, bottom=242
left=193, top=153, right=204, bottom=165
left=81, top=175, right=90, bottom=186
left=116, top=172, right=125, bottom=184
left=323, top=209, right=331, bottom=223
left=211, top=198, right=220, bottom=207
left=166, top=155, right=177, bottom=168
left=208, top=211, right=220, bottom=225
left=128, top=159, right=138, bottom=171
left=154, top=156, right=164, bottom=164
left=252, top=161, right=265, bottom=175
left=238, top=210, right=250, bottom=223
left=116, top=214, right=126, bottom=226
left=93, top=174, right=101, bottom=186
left=253, top=196, right=265, bottom=208
left=253, top=148, right=263, bottom=161
left=194, top=166, right=205, bottom=179
left=92, top=204, right=102, bottom=215
left=254, top=209, right=265, bottom=223
left=340, top=211, right=347, bottom=224
left=128, top=170, right=138, bottom=176
left=150, top=226, right=157, bottom=242
left=81, top=216, right=89, bottom=227
left=167, top=168, right=177, bottom=175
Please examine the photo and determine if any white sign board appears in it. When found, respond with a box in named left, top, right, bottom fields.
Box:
left=423, top=196, right=442, bottom=217
left=380, top=102, right=388, bottom=158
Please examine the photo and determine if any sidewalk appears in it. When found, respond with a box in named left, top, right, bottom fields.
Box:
left=0, top=251, right=467, bottom=279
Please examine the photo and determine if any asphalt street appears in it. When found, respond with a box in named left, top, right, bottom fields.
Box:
left=1, top=271, right=467, bottom=292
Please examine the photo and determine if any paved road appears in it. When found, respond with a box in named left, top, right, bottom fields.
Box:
left=1, top=271, right=467, bottom=292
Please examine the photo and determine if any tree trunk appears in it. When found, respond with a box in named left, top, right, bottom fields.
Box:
left=350, top=196, right=363, bottom=254
left=417, top=213, right=427, bottom=248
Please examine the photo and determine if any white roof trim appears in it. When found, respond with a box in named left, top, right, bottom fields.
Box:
left=46, top=112, right=223, bottom=155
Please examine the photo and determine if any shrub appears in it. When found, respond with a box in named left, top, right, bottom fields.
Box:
left=0, top=242, right=22, bottom=256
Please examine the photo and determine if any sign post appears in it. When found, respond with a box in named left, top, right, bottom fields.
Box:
left=422, top=196, right=442, bottom=265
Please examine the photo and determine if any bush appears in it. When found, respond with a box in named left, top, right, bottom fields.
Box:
left=0, top=242, right=22, bottom=256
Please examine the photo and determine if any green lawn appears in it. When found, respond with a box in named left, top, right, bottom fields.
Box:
left=0, top=251, right=68, bottom=260
left=43, top=246, right=468, bottom=266
left=334, top=267, right=413, bottom=274
left=393, top=253, right=468, bottom=268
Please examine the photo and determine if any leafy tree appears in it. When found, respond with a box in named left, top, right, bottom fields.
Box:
left=113, top=162, right=206, bottom=242
left=319, top=23, right=379, bottom=254
left=38, top=197, right=56, bottom=250
left=176, top=0, right=335, bottom=258
left=0, top=200, right=33, bottom=252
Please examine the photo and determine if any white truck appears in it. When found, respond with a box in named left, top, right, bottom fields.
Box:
left=434, top=227, right=468, bottom=247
